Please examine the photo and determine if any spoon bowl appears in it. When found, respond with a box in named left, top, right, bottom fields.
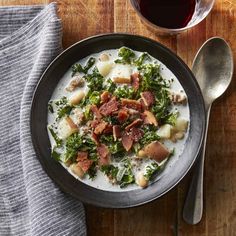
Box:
left=192, top=37, right=233, bottom=107
left=183, top=37, right=233, bottom=224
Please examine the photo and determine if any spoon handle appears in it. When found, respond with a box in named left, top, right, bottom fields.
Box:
left=183, top=105, right=211, bottom=224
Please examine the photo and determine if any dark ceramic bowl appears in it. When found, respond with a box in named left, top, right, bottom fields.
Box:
left=31, top=33, right=205, bottom=208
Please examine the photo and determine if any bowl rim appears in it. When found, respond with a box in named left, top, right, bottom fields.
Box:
left=31, top=33, right=206, bottom=208
left=129, top=0, right=215, bottom=33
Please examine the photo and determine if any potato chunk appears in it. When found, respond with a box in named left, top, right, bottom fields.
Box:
left=157, top=124, right=173, bottom=139
left=136, top=172, right=148, bottom=188
left=69, top=91, right=85, bottom=105
left=175, top=118, right=188, bottom=132
left=58, top=116, right=78, bottom=139
left=70, top=164, right=84, bottom=179
left=97, top=61, right=113, bottom=77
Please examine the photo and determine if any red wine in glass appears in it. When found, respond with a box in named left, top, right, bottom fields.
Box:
left=139, top=0, right=196, bottom=29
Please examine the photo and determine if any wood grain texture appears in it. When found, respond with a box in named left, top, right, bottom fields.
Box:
left=1, top=0, right=235, bottom=235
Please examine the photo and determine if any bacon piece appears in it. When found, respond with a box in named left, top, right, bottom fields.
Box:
left=142, top=110, right=158, bottom=126
left=140, top=98, right=147, bottom=111
left=121, top=98, right=142, bottom=111
left=130, top=128, right=144, bottom=142
left=92, top=132, right=99, bottom=145
left=113, top=77, right=131, bottom=84
left=100, top=91, right=111, bottom=103
left=97, top=144, right=110, bottom=165
left=103, top=124, right=113, bottom=134
left=131, top=73, right=140, bottom=91
left=138, top=141, right=170, bottom=162
left=117, top=109, right=129, bottom=123
left=76, top=151, right=93, bottom=173
left=94, top=120, right=107, bottom=135
left=99, top=97, right=119, bottom=116
left=113, top=125, right=121, bottom=141
left=125, top=118, right=142, bottom=131
left=121, top=133, right=133, bottom=151
left=90, top=104, right=102, bottom=119
left=77, top=151, right=88, bottom=160
left=141, top=91, right=155, bottom=107
left=90, top=119, right=100, bottom=128
left=127, top=108, right=139, bottom=116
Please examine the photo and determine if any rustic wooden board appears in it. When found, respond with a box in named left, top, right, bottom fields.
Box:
left=1, top=0, right=235, bottom=235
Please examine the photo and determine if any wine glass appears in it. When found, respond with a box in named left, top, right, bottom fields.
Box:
left=130, top=0, right=215, bottom=35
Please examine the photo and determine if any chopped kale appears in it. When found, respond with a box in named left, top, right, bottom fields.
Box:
left=138, top=63, right=169, bottom=93
left=65, top=133, right=97, bottom=163
left=84, top=67, right=104, bottom=92
left=101, top=165, right=119, bottom=180
left=55, top=96, right=67, bottom=106
left=105, top=78, right=117, bottom=93
left=161, top=111, right=179, bottom=126
left=114, top=85, right=135, bottom=99
left=140, top=125, right=160, bottom=146
left=65, top=132, right=83, bottom=162
left=87, top=162, right=98, bottom=179
left=51, top=148, right=61, bottom=162
left=144, top=162, right=160, bottom=180
left=103, top=116, right=119, bottom=125
left=48, top=126, right=62, bottom=147
left=88, top=91, right=101, bottom=105
left=118, top=158, right=135, bottom=188
left=57, top=105, right=73, bottom=119
left=72, top=57, right=96, bottom=76
left=115, top=47, right=135, bottom=64
left=83, top=105, right=93, bottom=121
left=55, top=97, right=73, bottom=119
left=151, top=89, right=171, bottom=121
left=134, top=52, right=151, bottom=66
left=48, top=101, right=54, bottom=113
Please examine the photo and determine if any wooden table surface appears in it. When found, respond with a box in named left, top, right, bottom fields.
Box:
left=2, top=0, right=236, bottom=235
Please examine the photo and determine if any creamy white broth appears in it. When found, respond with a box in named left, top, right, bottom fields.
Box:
left=48, top=48, right=190, bottom=192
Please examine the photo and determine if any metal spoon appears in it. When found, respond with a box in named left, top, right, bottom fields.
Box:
left=183, top=37, right=234, bottom=225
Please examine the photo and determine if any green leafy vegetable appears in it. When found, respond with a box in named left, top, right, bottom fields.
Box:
left=88, top=91, right=101, bottom=105
left=48, top=101, right=54, bottom=113
left=87, top=162, right=98, bottom=179
left=103, top=116, right=119, bottom=125
left=65, top=133, right=97, bottom=163
left=140, top=126, right=160, bottom=146
left=57, top=105, right=73, bottom=119
left=72, top=57, right=95, bottom=76
left=51, top=148, right=61, bottom=161
left=151, top=89, right=171, bottom=121
left=115, top=47, right=135, bottom=64
left=134, top=52, right=151, bottom=66
left=118, top=158, right=135, bottom=188
left=105, top=78, right=117, bottom=93
left=114, top=85, right=135, bottom=99
left=162, top=111, right=179, bottom=126
left=48, top=126, right=62, bottom=147
left=65, top=132, right=83, bottom=162
left=144, top=162, right=160, bottom=180
left=55, top=97, right=73, bottom=119
left=84, top=67, right=104, bottom=92
left=100, top=134, right=125, bottom=159
left=55, top=96, right=67, bottom=106
left=138, top=63, right=169, bottom=93
left=101, top=165, right=119, bottom=180
left=83, top=105, right=93, bottom=121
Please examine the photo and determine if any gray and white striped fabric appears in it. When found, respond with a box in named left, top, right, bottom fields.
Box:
left=0, top=3, right=86, bottom=236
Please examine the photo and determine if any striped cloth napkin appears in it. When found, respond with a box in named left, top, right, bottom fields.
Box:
left=0, top=3, right=86, bottom=236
